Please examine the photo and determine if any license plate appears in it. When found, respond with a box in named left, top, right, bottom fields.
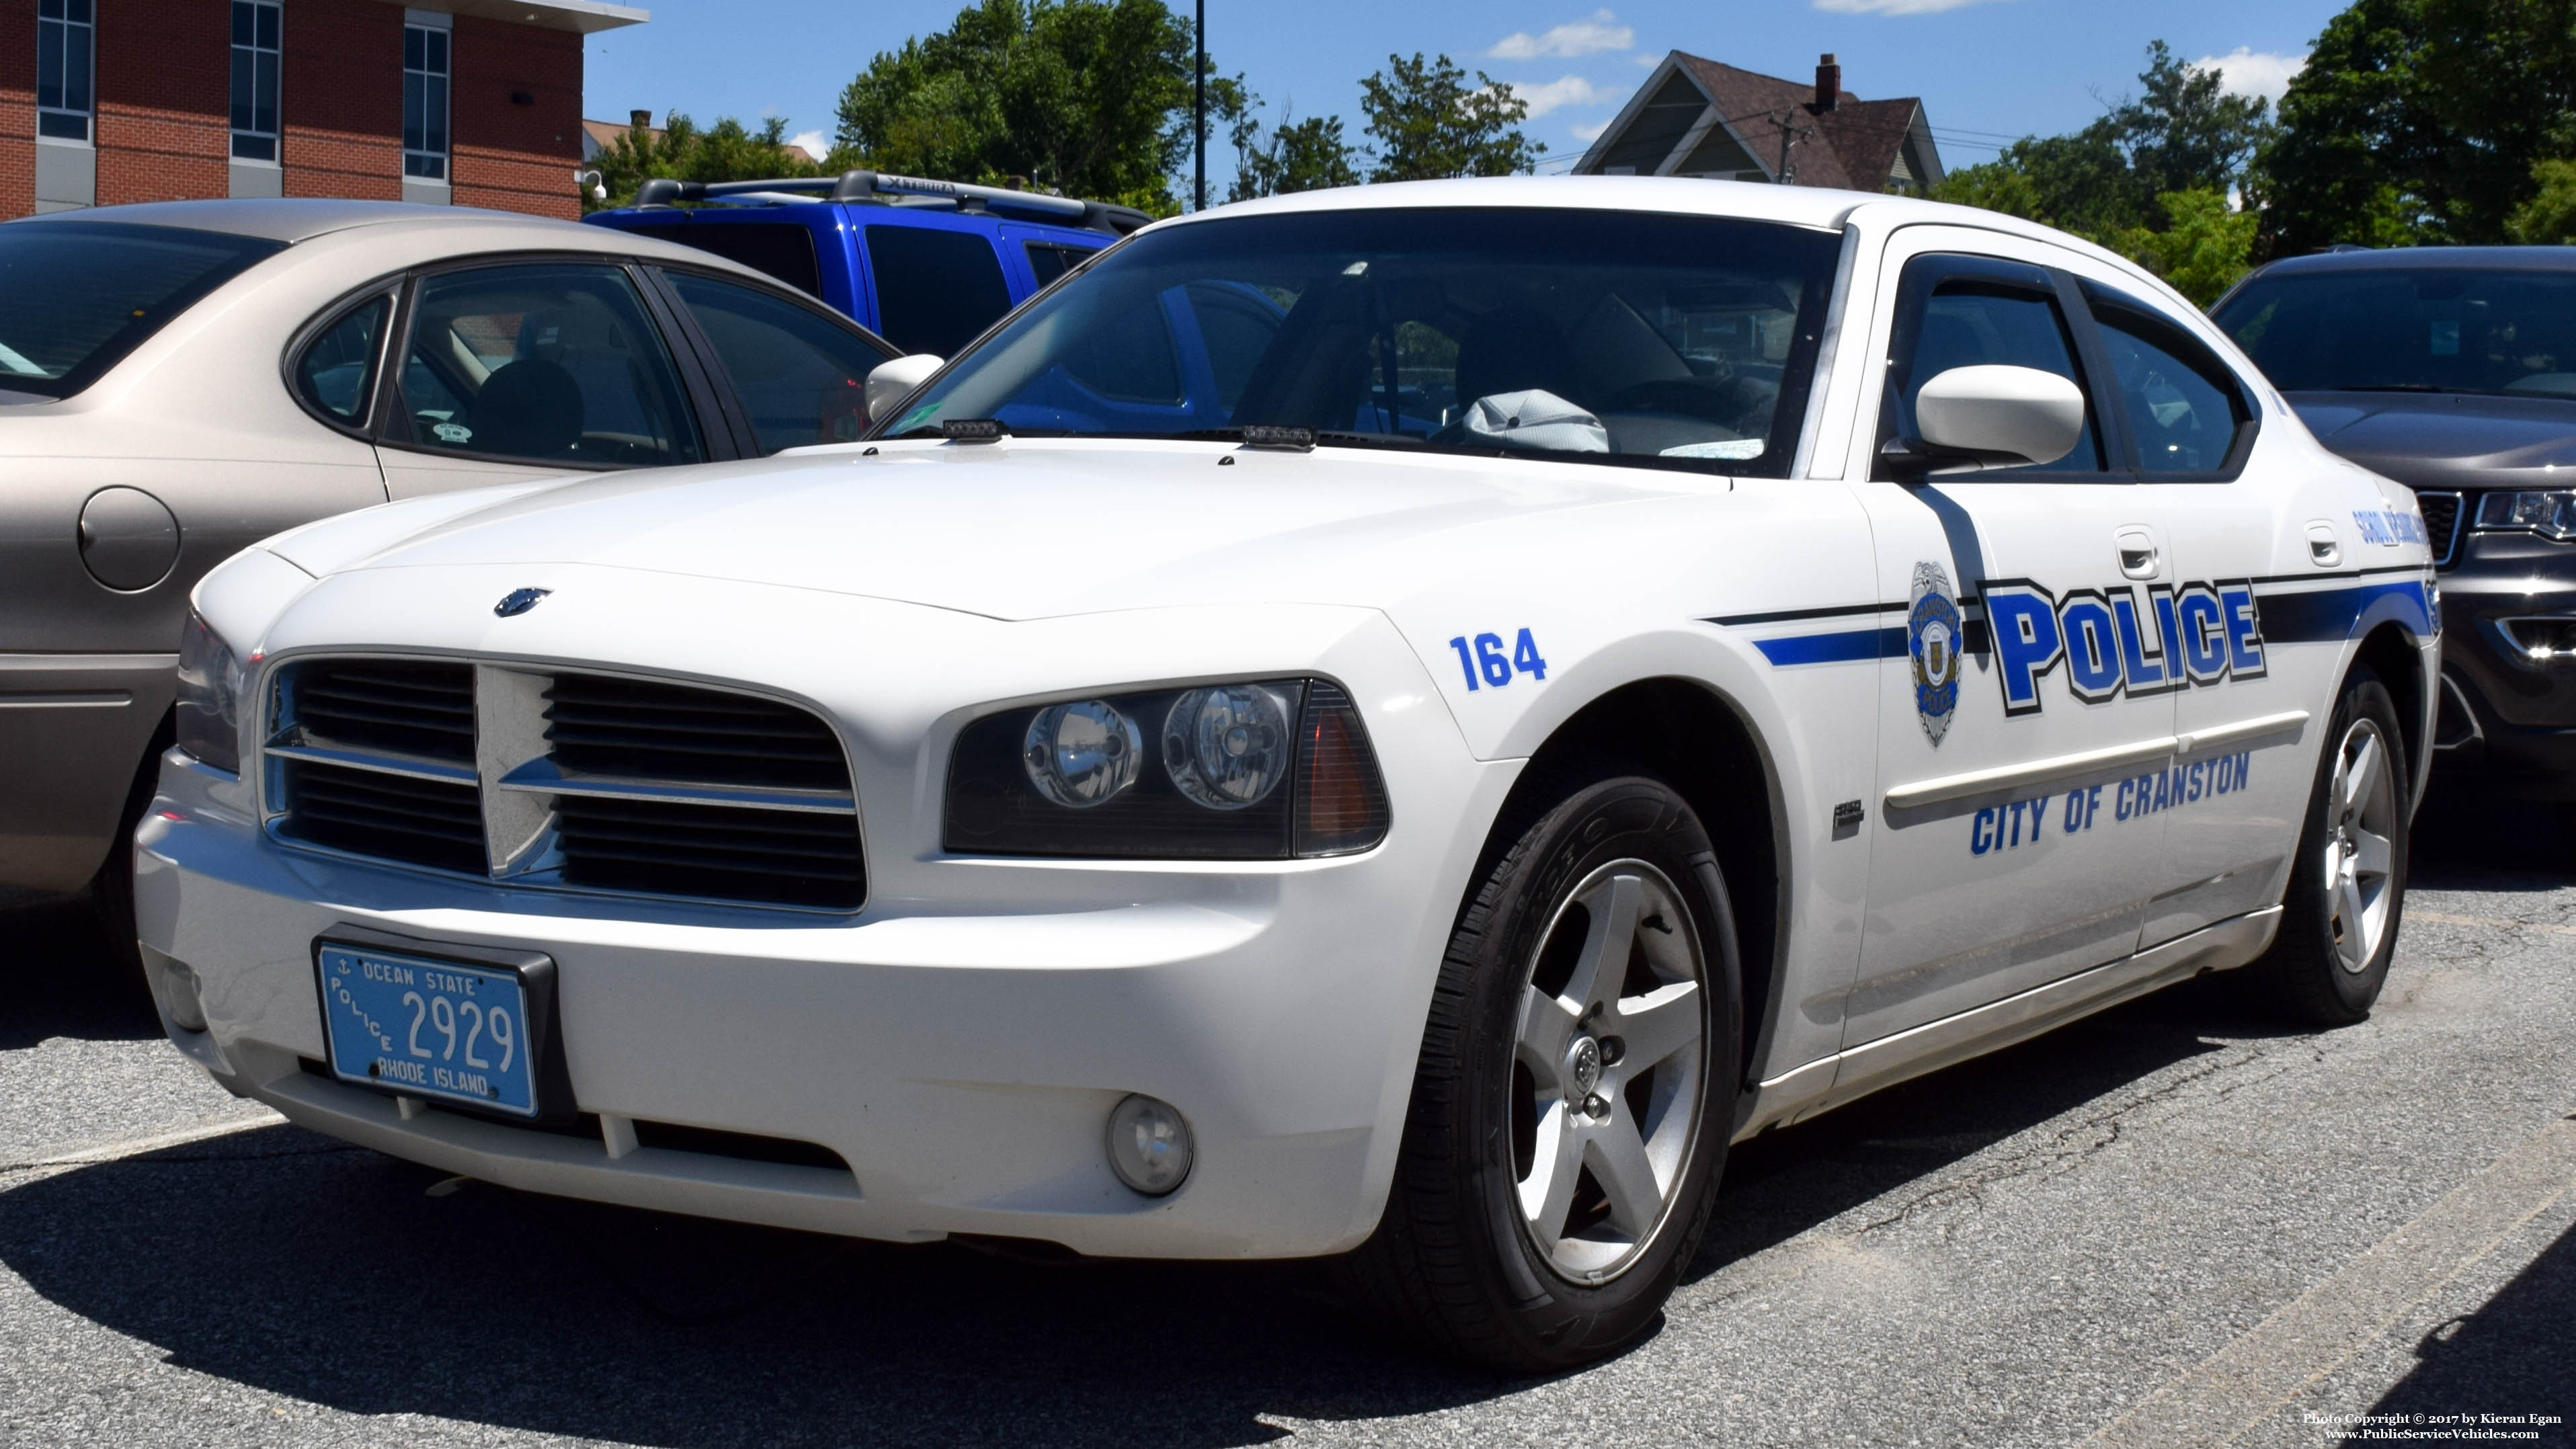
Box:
left=317, top=942, right=541, bottom=1117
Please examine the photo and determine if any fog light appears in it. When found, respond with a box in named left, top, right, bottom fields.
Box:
left=1104, top=1093, right=1193, bottom=1196
left=150, top=952, right=208, bottom=1032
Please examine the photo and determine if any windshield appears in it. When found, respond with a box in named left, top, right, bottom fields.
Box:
left=2214, top=267, right=2576, bottom=399
left=0, top=220, right=284, bottom=398
left=879, top=207, right=1843, bottom=477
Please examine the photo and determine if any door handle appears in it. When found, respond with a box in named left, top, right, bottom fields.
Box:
left=2114, top=527, right=2160, bottom=580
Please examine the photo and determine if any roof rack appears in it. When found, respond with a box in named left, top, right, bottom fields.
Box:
left=629, top=169, right=1152, bottom=236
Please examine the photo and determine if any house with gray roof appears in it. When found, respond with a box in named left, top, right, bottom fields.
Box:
left=1573, top=52, right=1943, bottom=194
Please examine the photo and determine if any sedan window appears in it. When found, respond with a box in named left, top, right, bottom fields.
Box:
left=884, top=208, right=1841, bottom=479
left=1886, top=279, right=2105, bottom=474
left=393, top=263, right=702, bottom=468
left=0, top=220, right=282, bottom=397
left=292, top=295, right=389, bottom=425
left=662, top=270, right=894, bottom=452
left=2091, top=304, right=2247, bottom=474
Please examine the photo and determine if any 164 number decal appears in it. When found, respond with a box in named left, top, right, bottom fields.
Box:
left=1447, top=628, right=1549, bottom=691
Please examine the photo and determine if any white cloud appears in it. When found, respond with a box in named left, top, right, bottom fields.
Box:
left=787, top=129, right=827, bottom=159
left=1812, top=0, right=2016, bottom=13
left=2191, top=46, right=2308, bottom=103
left=1489, top=9, right=1632, bottom=60
left=1634, top=52, right=1660, bottom=67
left=1572, top=118, right=1611, bottom=142
left=1513, top=75, right=1603, bottom=118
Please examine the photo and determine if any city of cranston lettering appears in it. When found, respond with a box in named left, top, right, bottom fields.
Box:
left=1970, top=751, right=2254, bottom=857
left=1978, top=577, right=2266, bottom=718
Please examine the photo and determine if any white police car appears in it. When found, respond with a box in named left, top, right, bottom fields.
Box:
left=138, top=177, right=2438, bottom=1370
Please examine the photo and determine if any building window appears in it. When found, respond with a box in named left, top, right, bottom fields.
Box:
left=231, top=1, right=282, bottom=162
left=403, top=13, right=450, bottom=181
left=36, top=0, right=95, bottom=143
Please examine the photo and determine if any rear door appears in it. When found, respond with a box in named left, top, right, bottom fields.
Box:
left=2091, top=278, right=2345, bottom=943
left=1845, top=233, right=2187, bottom=1048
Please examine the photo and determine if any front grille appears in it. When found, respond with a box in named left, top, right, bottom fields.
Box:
left=277, top=758, right=488, bottom=874
left=289, top=659, right=476, bottom=761
left=545, top=673, right=844, bottom=790
left=266, top=658, right=864, bottom=911
left=2419, top=491, right=2464, bottom=567
left=555, top=796, right=865, bottom=908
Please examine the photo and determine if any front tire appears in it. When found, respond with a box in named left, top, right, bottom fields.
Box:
left=1347, top=772, right=1740, bottom=1371
left=2249, top=668, right=2409, bottom=1026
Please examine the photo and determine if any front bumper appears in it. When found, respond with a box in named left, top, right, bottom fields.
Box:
left=2432, top=532, right=2576, bottom=800
left=134, top=593, right=1514, bottom=1261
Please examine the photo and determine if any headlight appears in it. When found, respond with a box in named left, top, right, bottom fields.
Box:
left=2473, top=489, right=2576, bottom=540
left=174, top=608, right=249, bottom=775
left=946, top=678, right=1390, bottom=858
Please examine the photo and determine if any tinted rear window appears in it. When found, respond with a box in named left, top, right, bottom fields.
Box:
left=0, top=220, right=283, bottom=397
left=1026, top=241, right=1098, bottom=287
left=620, top=221, right=823, bottom=299
left=866, top=225, right=1012, bottom=356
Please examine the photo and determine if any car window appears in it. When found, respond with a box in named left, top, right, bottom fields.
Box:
left=2212, top=267, right=2576, bottom=398
left=0, top=220, right=282, bottom=397
left=620, top=222, right=823, bottom=300
left=663, top=270, right=893, bottom=452
left=887, top=208, right=1841, bottom=479
left=1888, top=277, right=2105, bottom=474
left=1026, top=242, right=1098, bottom=288
left=1186, top=282, right=1281, bottom=413
left=393, top=263, right=702, bottom=468
left=293, top=294, right=389, bottom=425
left=866, top=226, right=1013, bottom=357
left=1063, top=292, right=1183, bottom=404
left=2089, top=299, right=2246, bottom=474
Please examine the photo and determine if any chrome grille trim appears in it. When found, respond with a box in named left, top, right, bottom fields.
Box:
left=2418, top=490, right=2464, bottom=568
left=261, top=655, right=867, bottom=913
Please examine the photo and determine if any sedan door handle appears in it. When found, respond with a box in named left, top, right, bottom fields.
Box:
left=2114, top=527, right=2160, bottom=580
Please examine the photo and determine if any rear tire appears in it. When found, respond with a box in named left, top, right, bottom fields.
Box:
left=1344, top=771, right=1740, bottom=1371
left=2248, top=668, right=2408, bottom=1027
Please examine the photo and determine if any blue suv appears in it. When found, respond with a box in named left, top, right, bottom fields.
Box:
left=585, top=170, right=1147, bottom=358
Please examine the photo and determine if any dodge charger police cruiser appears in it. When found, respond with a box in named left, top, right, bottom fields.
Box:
left=136, top=177, right=2438, bottom=1371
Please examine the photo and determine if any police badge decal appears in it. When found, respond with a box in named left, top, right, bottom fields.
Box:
left=1908, top=562, right=1962, bottom=745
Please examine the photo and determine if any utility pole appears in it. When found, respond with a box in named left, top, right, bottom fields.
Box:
left=1769, top=110, right=1815, bottom=186
left=1193, top=0, right=1207, bottom=212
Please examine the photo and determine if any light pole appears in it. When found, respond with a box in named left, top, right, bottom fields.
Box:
left=1194, top=0, right=1206, bottom=212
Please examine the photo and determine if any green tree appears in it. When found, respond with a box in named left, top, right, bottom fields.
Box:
left=2259, top=0, right=2576, bottom=253
left=586, top=113, right=829, bottom=212
left=2116, top=40, right=2274, bottom=203
left=2107, top=189, right=2262, bottom=304
left=1357, top=53, right=1542, bottom=182
left=1225, top=88, right=1363, bottom=201
left=2507, top=156, right=2576, bottom=241
left=832, top=0, right=1197, bottom=214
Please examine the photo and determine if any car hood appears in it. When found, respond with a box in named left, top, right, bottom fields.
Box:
left=294, top=439, right=1711, bottom=622
left=2288, top=390, right=2576, bottom=491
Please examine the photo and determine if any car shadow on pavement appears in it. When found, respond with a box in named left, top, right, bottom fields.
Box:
left=2407, top=788, right=2576, bottom=893
left=0, top=896, right=161, bottom=1050
left=2363, top=1179, right=2576, bottom=1432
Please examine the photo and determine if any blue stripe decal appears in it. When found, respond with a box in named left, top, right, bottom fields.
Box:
left=1753, top=626, right=1907, bottom=666
left=2257, top=579, right=2431, bottom=645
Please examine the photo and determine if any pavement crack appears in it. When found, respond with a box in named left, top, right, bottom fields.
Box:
left=1849, top=1044, right=2269, bottom=1236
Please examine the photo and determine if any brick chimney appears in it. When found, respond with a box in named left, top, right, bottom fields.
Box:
left=1814, top=54, right=1841, bottom=112
left=630, top=109, right=653, bottom=130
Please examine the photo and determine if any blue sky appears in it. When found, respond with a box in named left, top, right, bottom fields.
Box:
left=582, top=0, right=2350, bottom=191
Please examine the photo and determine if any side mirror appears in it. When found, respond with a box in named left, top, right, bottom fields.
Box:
left=1892, top=364, right=2087, bottom=475
left=864, top=353, right=946, bottom=427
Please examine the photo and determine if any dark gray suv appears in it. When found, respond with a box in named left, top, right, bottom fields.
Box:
left=2214, top=248, right=2576, bottom=810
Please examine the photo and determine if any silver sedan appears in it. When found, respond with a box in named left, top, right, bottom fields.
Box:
left=0, top=198, right=897, bottom=946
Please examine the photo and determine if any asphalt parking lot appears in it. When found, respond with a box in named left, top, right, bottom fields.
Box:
left=2, top=794, right=2570, bottom=1449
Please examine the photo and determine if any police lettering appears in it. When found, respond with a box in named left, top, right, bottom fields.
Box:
left=1984, top=578, right=2265, bottom=717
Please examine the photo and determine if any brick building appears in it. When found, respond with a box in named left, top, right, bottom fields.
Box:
left=1, top=0, right=645, bottom=222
